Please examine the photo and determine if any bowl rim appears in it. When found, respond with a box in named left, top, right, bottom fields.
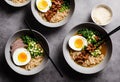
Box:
left=31, top=0, right=75, bottom=28
left=91, top=4, right=113, bottom=26
left=63, top=22, right=112, bottom=74
left=4, top=0, right=31, bottom=7
left=5, top=29, right=50, bottom=75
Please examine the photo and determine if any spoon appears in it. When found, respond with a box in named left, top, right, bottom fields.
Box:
left=24, top=19, right=63, bottom=77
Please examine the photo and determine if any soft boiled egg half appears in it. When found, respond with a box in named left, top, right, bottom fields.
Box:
left=69, top=35, right=88, bottom=51
left=12, top=48, right=31, bottom=66
left=36, top=0, right=52, bottom=12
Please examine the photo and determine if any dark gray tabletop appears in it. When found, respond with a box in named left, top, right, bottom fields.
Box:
left=0, top=0, right=120, bottom=82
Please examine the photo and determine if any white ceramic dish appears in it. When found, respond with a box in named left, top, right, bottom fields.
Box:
left=91, top=4, right=112, bottom=26
left=5, top=0, right=31, bottom=7
left=63, top=23, right=112, bottom=74
left=5, top=29, right=49, bottom=75
left=31, top=0, right=75, bottom=28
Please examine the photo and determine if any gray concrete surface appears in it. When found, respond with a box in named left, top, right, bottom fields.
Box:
left=0, top=0, right=120, bottom=82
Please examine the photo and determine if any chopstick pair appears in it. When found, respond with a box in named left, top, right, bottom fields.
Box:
left=92, top=26, right=120, bottom=51
left=24, top=20, right=63, bottom=77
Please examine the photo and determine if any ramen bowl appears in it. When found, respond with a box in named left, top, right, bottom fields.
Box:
left=5, top=29, right=49, bottom=75
left=5, top=0, right=31, bottom=7
left=31, top=0, right=75, bottom=28
left=63, top=23, right=112, bottom=74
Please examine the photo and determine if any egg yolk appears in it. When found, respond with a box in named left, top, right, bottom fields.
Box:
left=18, top=52, right=27, bottom=62
left=37, top=0, right=48, bottom=10
left=74, top=39, right=83, bottom=48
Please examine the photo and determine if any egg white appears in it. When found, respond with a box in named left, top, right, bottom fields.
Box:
left=68, top=35, right=88, bottom=51
left=12, top=48, right=31, bottom=66
left=36, top=0, right=52, bottom=12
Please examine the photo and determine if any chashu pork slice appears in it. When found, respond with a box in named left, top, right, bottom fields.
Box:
left=10, top=38, right=27, bottom=55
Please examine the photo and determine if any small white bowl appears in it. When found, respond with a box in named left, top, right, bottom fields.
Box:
left=31, top=0, right=75, bottom=28
left=91, top=4, right=113, bottom=26
left=5, top=0, right=31, bottom=7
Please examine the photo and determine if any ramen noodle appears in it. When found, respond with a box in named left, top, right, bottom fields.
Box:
left=11, top=0, right=27, bottom=3
left=39, top=9, right=70, bottom=23
left=22, top=56, right=44, bottom=70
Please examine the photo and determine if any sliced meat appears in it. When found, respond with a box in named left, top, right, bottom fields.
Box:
left=10, top=38, right=27, bottom=55
left=11, top=38, right=23, bottom=47
left=86, top=44, right=96, bottom=52
left=94, top=35, right=100, bottom=41
left=73, top=50, right=89, bottom=64
left=44, top=0, right=64, bottom=21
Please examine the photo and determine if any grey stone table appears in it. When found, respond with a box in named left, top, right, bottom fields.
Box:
left=0, top=0, right=120, bottom=82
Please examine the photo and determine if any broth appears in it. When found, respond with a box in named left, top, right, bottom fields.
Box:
left=100, top=43, right=107, bottom=56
